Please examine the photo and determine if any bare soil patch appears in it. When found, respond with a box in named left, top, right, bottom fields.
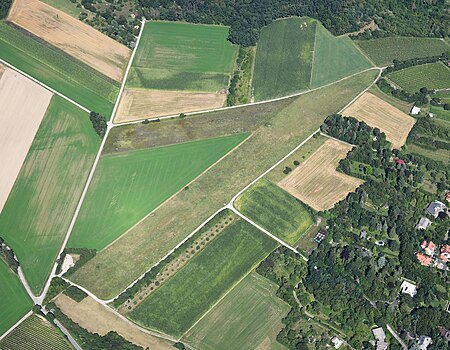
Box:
left=54, top=294, right=174, bottom=349
left=8, top=0, right=130, bottom=82
left=0, top=68, right=52, bottom=213
left=115, top=89, right=226, bottom=123
left=342, top=92, right=416, bottom=149
left=278, top=138, right=363, bottom=211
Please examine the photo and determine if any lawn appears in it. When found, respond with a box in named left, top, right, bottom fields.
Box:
left=183, top=272, right=289, bottom=350
left=252, top=17, right=316, bottom=100
left=0, top=314, right=72, bottom=350
left=0, top=96, right=100, bottom=294
left=128, top=218, right=278, bottom=337
left=0, top=259, right=32, bottom=337
left=0, top=22, right=118, bottom=116
left=69, top=70, right=378, bottom=299
left=356, top=37, right=450, bottom=66
left=68, top=133, right=249, bottom=250
left=235, top=178, right=314, bottom=245
left=126, top=21, right=237, bottom=92
left=311, top=23, right=372, bottom=88
left=388, top=62, right=450, bottom=92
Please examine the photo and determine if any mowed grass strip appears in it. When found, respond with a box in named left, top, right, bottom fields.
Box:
left=252, top=17, right=316, bottom=100
left=183, top=272, right=289, bottom=350
left=127, top=21, right=237, bottom=92
left=0, top=96, right=100, bottom=294
left=0, top=314, right=72, bottom=350
left=0, top=22, right=118, bottom=116
left=129, top=217, right=278, bottom=337
left=311, top=23, right=372, bottom=88
left=356, top=37, right=450, bottom=67
left=0, top=259, right=32, bottom=337
left=388, top=62, right=450, bottom=92
left=235, top=178, right=313, bottom=245
left=68, top=133, right=249, bottom=250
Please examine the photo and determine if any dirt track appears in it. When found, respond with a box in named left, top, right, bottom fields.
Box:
left=9, top=0, right=131, bottom=82
left=0, top=68, right=53, bottom=213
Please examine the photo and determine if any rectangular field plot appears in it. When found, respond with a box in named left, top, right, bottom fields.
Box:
left=0, top=22, right=118, bottom=116
left=342, top=92, right=416, bottom=149
left=0, top=260, right=32, bottom=337
left=0, top=314, right=72, bottom=350
left=128, top=218, right=278, bottom=337
left=279, top=138, right=363, bottom=211
left=235, top=178, right=314, bottom=245
left=0, top=97, right=100, bottom=294
left=388, top=62, right=450, bottom=92
left=68, top=133, right=249, bottom=250
left=183, top=272, right=289, bottom=350
left=0, top=68, right=52, bottom=213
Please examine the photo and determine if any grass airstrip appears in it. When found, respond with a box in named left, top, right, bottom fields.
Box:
left=388, top=62, right=450, bottom=92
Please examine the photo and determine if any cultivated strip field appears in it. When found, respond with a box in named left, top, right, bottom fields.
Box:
left=342, top=92, right=416, bottom=149
left=0, top=97, right=100, bottom=294
left=115, top=89, right=226, bottom=122
left=388, top=62, right=450, bottom=92
left=0, top=314, right=72, bottom=350
left=0, top=68, right=52, bottom=213
left=279, top=138, right=363, bottom=211
left=8, top=0, right=130, bottom=82
left=183, top=272, right=289, bottom=350
left=54, top=294, right=173, bottom=350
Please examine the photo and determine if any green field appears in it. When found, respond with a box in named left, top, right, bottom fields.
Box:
left=0, top=314, right=72, bottom=350
left=430, top=105, right=450, bottom=122
left=126, top=21, right=237, bottom=92
left=0, top=260, right=32, bottom=337
left=0, top=23, right=117, bottom=116
left=434, top=91, right=450, bottom=104
left=356, top=37, right=450, bottom=66
left=0, top=97, right=100, bottom=294
left=184, top=272, right=288, bottom=350
left=40, top=0, right=83, bottom=17
left=311, top=23, right=372, bottom=88
left=235, top=178, right=314, bottom=245
left=388, top=62, right=450, bottom=92
left=68, top=133, right=248, bottom=250
left=252, top=17, right=316, bottom=100
left=128, top=217, right=278, bottom=337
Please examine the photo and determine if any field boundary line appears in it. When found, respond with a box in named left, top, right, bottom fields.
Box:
left=0, top=310, right=32, bottom=341
left=309, top=20, right=318, bottom=88
left=320, top=132, right=356, bottom=147
left=0, top=58, right=91, bottom=114
left=351, top=39, right=378, bottom=67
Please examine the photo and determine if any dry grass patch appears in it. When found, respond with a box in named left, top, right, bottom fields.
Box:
left=8, top=0, right=130, bottom=82
left=342, top=92, right=415, bottom=149
left=0, top=68, right=52, bottom=213
left=279, top=138, right=363, bottom=211
left=54, top=294, right=174, bottom=349
left=115, top=89, right=226, bottom=123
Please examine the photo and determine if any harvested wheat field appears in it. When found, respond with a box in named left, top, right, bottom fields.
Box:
left=54, top=294, right=174, bottom=349
left=342, top=92, right=415, bottom=149
left=115, top=89, right=227, bottom=122
left=0, top=68, right=52, bottom=213
left=8, top=0, right=131, bottom=81
left=278, top=138, right=363, bottom=211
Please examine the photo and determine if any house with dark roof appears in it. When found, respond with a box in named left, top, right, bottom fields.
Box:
left=426, top=201, right=447, bottom=218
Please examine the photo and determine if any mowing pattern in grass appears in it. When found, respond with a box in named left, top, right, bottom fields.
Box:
left=183, top=272, right=288, bottom=350
left=68, top=133, right=248, bottom=250
left=235, top=178, right=313, bottom=245
left=0, top=259, right=32, bottom=337
left=0, top=314, right=72, bottom=350
left=430, top=105, right=450, bottom=122
left=129, top=217, right=278, bottom=337
left=0, top=22, right=117, bottom=116
left=127, top=21, right=237, bottom=92
left=0, top=97, right=100, bottom=294
left=356, top=37, right=450, bottom=67
left=311, top=23, right=372, bottom=88
left=252, top=17, right=316, bottom=100
left=388, top=62, right=450, bottom=92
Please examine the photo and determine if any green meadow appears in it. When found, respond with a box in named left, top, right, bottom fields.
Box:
left=388, top=62, right=450, bottom=92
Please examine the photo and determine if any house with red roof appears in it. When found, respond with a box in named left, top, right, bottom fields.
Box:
left=416, top=253, right=433, bottom=266
left=395, top=159, right=405, bottom=165
left=421, top=240, right=436, bottom=256
left=440, top=245, right=450, bottom=259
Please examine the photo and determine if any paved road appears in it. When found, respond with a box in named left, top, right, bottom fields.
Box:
left=54, top=319, right=83, bottom=350
left=387, top=324, right=408, bottom=350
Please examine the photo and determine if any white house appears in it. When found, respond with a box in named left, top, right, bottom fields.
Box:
left=416, top=216, right=432, bottom=230
left=372, top=327, right=388, bottom=350
left=411, top=106, right=421, bottom=115
left=417, top=335, right=432, bottom=350
left=331, top=337, right=343, bottom=349
left=400, top=280, right=417, bottom=297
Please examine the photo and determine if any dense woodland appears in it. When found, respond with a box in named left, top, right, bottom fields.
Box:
left=0, top=0, right=12, bottom=19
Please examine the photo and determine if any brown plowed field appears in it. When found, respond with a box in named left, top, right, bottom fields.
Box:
left=278, top=138, right=363, bottom=211
left=8, top=0, right=131, bottom=82
left=115, top=89, right=226, bottom=123
left=342, top=92, right=415, bottom=149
